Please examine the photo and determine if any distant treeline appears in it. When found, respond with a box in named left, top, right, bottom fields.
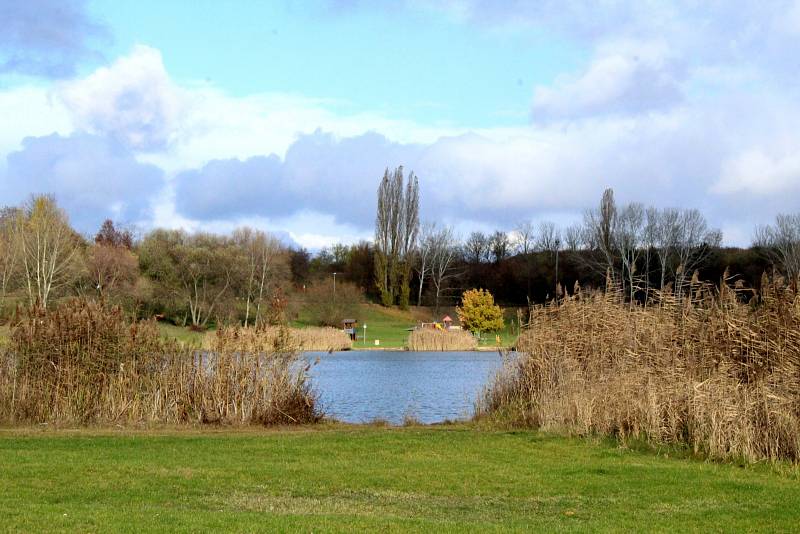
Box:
left=299, top=183, right=795, bottom=308
left=295, top=237, right=775, bottom=308
left=0, top=185, right=797, bottom=327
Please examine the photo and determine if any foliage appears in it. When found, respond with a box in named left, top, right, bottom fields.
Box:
left=138, top=229, right=239, bottom=328
left=374, top=166, right=419, bottom=308
left=300, top=278, right=363, bottom=327
left=11, top=195, right=83, bottom=308
left=94, top=219, right=133, bottom=249
left=456, top=288, right=504, bottom=334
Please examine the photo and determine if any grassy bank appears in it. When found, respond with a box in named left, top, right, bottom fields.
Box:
left=1, top=426, right=798, bottom=532
left=157, top=323, right=206, bottom=346
left=294, top=303, right=520, bottom=350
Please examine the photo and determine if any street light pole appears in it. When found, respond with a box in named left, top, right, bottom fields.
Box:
left=554, top=238, right=561, bottom=295
left=333, top=272, right=337, bottom=302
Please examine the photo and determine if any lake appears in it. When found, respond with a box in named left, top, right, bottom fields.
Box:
left=304, top=350, right=507, bottom=424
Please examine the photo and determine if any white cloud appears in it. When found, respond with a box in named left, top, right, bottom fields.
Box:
left=0, top=85, right=73, bottom=159
left=532, top=46, right=682, bottom=121
left=715, top=149, right=800, bottom=195
left=58, top=45, right=184, bottom=150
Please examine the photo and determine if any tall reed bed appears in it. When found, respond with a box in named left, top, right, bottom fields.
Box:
left=0, top=299, right=319, bottom=425
left=205, top=325, right=351, bottom=352
left=407, top=328, right=478, bottom=351
left=479, top=275, right=800, bottom=462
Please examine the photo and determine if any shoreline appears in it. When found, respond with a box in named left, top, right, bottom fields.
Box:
left=309, top=346, right=513, bottom=352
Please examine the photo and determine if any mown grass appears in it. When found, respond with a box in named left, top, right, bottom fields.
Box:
left=156, top=322, right=206, bottom=346
left=293, top=303, right=420, bottom=349
left=1, top=425, right=798, bottom=532
left=295, top=303, right=520, bottom=350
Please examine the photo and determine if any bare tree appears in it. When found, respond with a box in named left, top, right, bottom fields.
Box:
left=582, top=188, right=619, bottom=283
left=513, top=221, right=536, bottom=299
left=13, top=195, right=83, bottom=308
left=535, top=221, right=563, bottom=293
left=653, top=208, right=679, bottom=291
left=673, top=209, right=722, bottom=297
left=535, top=221, right=561, bottom=253
left=415, top=222, right=437, bottom=306
left=233, top=227, right=289, bottom=327
left=754, top=214, right=800, bottom=282
left=464, top=231, right=490, bottom=264
left=615, top=203, right=645, bottom=303
left=563, top=223, right=585, bottom=252
left=86, top=242, right=138, bottom=299
left=512, top=221, right=536, bottom=255
left=642, top=207, right=659, bottom=296
left=428, top=226, right=460, bottom=313
left=489, top=230, right=510, bottom=263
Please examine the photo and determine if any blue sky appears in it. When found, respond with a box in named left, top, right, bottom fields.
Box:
left=1, top=0, right=800, bottom=248
left=87, top=0, right=582, bottom=127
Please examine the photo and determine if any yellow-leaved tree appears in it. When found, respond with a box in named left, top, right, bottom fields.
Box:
left=456, top=288, right=504, bottom=336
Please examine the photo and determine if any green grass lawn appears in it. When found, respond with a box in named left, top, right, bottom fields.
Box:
left=349, top=304, right=419, bottom=349
left=156, top=323, right=207, bottom=347
left=293, top=303, right=420, bottom=349
left=1, top=426, right=798, bottom=532
left=294, top=303, right=521, bottom=350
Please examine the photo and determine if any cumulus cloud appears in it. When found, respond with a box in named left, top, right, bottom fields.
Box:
left=58, top=45, right=183, bottom=151
left=3, top=4, right=800, bottom=247
left=531, top=46, right=683, bottom=121
left=174, top=131, right=425, bottom=227
left=0, top=0, right=106, bottom=77
left=0, top=133, right=164, bottom=232
left=715, top=150, right=800, bottom=196
left=0, top=85, right=73, bottom=158
left=168, top=84, right=800, bottom=246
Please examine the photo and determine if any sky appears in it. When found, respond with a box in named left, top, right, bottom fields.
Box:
left=1, top=0, right=800, bottom=248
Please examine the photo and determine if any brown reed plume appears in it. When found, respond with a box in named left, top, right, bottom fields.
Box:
left=479, top=273, right=800, bottom=462
left=0, top=299, right=319, bottom=426
left=204, top=324, right=352, bottom=352
left=407, top=328, right=478, bottom=351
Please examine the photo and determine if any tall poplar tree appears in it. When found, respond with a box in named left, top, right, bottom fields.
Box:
left=374, top=166, right=419, bottom=308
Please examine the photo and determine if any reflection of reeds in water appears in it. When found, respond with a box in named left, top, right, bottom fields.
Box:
left=479, top=274, right=800, bottom=463
left=407, top=329, right=478, bottom=351
left=0, top=299, right=319, bottom=426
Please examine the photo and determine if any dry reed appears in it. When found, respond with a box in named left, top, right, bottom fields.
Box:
left=479, top=274, right=800, bottom=463
left=204, top=325, right=351, bottom=352
left=407, top=328, right=478, bottom=351
left=0, top=299, right=319, bottom=426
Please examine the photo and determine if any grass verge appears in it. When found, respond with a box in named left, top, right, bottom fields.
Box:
left=1, top=426, right=798, bottom=532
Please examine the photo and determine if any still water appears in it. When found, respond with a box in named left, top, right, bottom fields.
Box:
left=304, top=350, right=506, bottom=424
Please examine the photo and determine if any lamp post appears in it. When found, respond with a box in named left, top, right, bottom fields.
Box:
left=362, top=323, right=367, bottom=345
left=332, top=272, right=337, bottom=301
left=554, top=238, right=561, bottom=295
